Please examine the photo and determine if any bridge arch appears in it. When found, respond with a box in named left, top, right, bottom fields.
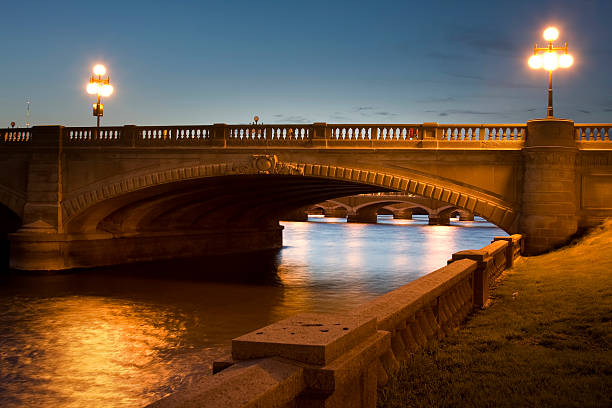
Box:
left=0, top=185, right=26, bottom=220
left=61, top=155, right=517, bottom=234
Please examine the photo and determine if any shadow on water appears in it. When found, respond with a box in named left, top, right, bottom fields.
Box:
left=0, top=248, right=286, bottom=301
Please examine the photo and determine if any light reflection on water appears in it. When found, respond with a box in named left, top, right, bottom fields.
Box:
left=0, top=215, right=504, bottom=407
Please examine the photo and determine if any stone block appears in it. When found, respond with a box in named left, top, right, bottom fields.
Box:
left=232, top=313, right=377, bottom=366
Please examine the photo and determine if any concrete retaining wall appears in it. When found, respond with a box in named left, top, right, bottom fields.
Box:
left=148, top=234, right=523, bottom=408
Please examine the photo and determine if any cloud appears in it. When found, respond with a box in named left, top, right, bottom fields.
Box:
left=352, top=106, right=398, bottom=117
left=374, top=111, right=398, bottom=117
left=437, top=109, right=502, bottom=116
left=578, top=109, right=591, bottom=114
left=330, top=112, right=349, bottom=121
left=271, top=115, right=310, bottom=123
left=424, top=51, right=470, bottom=61
left=451, top=25, right=518, bottom=56
left=444, top=72, right=485, bottom=81
left=603, top=108, right=612, bottom=112
left=416, top=97, right=456, bottom=103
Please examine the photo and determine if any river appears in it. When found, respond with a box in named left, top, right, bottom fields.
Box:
left=0, top=215, right=504, bottom=407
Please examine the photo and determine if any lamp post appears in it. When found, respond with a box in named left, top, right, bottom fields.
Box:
left=86, top=64, right=114, bottom=136
left=528, top=27, right=574, bottom=118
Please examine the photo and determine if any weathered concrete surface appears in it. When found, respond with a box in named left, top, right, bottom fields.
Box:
left=147, top=357, right=305, bottom=408
left=233, top=313, right=378, bottom=365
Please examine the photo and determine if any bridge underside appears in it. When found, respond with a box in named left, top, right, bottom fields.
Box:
left=9, top=175, right=390, bottom=270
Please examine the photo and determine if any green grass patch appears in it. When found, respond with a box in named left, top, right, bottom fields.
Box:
left=379, top=221, right=612, bottom=408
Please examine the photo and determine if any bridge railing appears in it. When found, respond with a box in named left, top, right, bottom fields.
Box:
left=226, top=124, right=312, bottom=145
left=327, top=124, right=422, bottom=141
left=4, top=123, right=612, bottom=147
left=65, top=127, right=123, bottom=143
left=137, top=125, right=212, bottom=145
left=575, top=124, right=612, bottom=141
left=438, top=124, right=525, bottom=141
left=148, top=235, right=524, bottom=408
left=2, top=128, right=31, bottom=142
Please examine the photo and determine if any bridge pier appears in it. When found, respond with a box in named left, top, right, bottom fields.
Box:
left=520, top=119, right=578, bottom=255
left=392, top=208, right=413, bottom=219
left=428, top=213, right=450, bottom=226
left=346, top=212, right=378, bottom=223
left=458, top=212, right=475, bottom=221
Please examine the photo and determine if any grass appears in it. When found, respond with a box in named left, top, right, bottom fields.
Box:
left=378, top=221, right=612, bottom=408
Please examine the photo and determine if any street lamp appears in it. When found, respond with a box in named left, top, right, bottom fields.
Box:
left=528, top=27, right=574, bottom=118
left=86, top=64, right=114, bottom=135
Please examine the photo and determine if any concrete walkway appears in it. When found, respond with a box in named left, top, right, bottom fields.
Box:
left=379, top=221, right=612, bottom=408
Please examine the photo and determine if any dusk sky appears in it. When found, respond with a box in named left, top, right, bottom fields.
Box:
left=2, top=0, right=611, bottom=127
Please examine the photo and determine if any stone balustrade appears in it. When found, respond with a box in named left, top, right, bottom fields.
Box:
left=0, top=122, right=524, bottom=147
left=3, top=122, right=610, bottom=149
left=2, top=129, right=31, bottom=142
left=4, top=123, right=612, bottom=148
left=575, top=124, right=611, bottom=141
left=148, top=234, right=523, bottom=408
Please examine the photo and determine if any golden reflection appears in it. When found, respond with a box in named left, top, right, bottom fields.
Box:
left=4, top=297, right=191, bottom=407
left=420, top=225, right=460, bottom=272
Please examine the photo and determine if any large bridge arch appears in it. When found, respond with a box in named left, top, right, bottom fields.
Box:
left=61, top=155, right=517, bottom=235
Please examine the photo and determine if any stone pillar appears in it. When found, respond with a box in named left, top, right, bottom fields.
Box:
left=311, top=122, right=328, bottom=148
left=428, top=213, right=450, bottom=225
left=19, top=126, right=63, bottom=233
left=520, top=119, right=578, bottom=255
left=211, top=123, right=227, bottom=147
left=392, top=208, right=413, bottom=219
left=347, top=212, right=378, bottom=223
left=458, top=212, right=474, bottom=221
left=421, top=122, right=439, bottom=139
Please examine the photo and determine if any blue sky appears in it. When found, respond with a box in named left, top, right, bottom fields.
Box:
left=2, top=0, right=611, bottom=126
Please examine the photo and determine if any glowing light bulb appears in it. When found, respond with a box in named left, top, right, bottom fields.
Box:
left=100, top=84, right=114, bottom=97
left=528, top=55, right=543, bottom=69
left=86, top=82, right=99, bottom=95
left=558, top=53, right=574, bottom=68
left=542, top=52, right=559, bottom=71
left=543, top=27, right=559, bottom=42
left=93, top=64, right=107, bottom=76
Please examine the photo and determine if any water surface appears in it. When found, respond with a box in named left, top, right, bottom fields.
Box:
left=0, top=215, right=504, bottom=407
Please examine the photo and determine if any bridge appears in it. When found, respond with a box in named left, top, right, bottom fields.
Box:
left=1, top=119, right=611, bottom=270
left=289, top=193, right=475, bottom=224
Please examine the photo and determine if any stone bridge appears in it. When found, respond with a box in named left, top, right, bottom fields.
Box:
left=1, top=119, right=611, bottom=270
left=302, top=193, right=475, bottom=224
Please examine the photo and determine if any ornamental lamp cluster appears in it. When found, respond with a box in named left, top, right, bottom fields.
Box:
left=86, top=64, right=114, bottom=132
left=527, top=27, right=574, bottom=118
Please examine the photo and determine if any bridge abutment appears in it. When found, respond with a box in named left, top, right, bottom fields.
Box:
left=520, top=119, right=578, bottom=255
left=9, top=226, right=283, bottom=270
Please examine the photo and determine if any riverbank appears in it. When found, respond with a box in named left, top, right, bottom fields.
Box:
left=379, top=220, right=612, bottom=407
